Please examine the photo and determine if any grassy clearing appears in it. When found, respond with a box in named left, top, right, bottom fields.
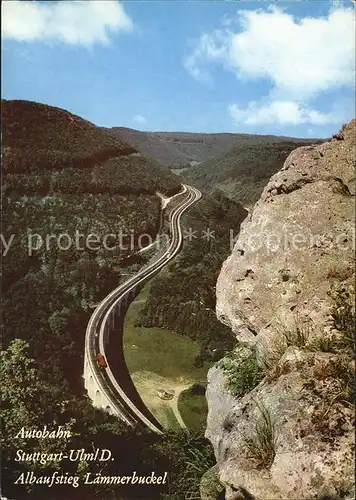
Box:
left=164, top=407, right=183, bottom=431
left=123, top=285, right=211, bottom=430
left=130, top=371, right=186, bottom=430
left=177, top=389, right=208, bottom=431
left=124, top=298, right=209, bottom=380
left=217, top=346, right=263, bottom=397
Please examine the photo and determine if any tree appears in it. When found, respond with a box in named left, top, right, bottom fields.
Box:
left=1, top=340, right=74, bottom=498
left=1, top=339, right=42, bottom=446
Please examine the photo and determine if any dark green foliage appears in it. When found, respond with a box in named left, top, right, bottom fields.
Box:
left=190, top=383, right=206, bottom=395
left=3, top=99, right=133, bottom=173
left=183, top=141, right=320, bottom=204
left=152, top=430, right=215, bottom=500
left=2, top=340, right=214, bottom=500
left=2, top=99, right=180, bottom=195
left=178, top=393, right=208, bottom=431
left=4, top=156, right=180, bottom=198
left=2, top=99, right=181, bottom=395
left=1, top=340, right=156, bottom=499
left=178, top=386, right=208, bottom=430
left=2, top=186, right=165, bottom=393
left=218, top=349, right=264, bottom=398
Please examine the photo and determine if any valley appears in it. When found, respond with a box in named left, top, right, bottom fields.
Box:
left=111, top=126, right=318, bottom=170
left=2, top=98, right=353, bottom=500
left=2, top=3, right=354, bottom=499
left=124, top=285, right=210, bottom=431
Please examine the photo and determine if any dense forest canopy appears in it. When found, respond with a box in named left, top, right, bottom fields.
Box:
left=2, top=100, right=181, bottom=195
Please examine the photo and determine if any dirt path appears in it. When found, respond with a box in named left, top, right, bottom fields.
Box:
left=131, top=371, right=191, bottom=429
left=170, top=386, right=187, bottom=429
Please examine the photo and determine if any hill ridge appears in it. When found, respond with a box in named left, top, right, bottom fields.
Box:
left=111, top=126, right=322, bottom=168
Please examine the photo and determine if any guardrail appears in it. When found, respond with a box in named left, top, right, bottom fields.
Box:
left=84, top=185, right=202, bottom=433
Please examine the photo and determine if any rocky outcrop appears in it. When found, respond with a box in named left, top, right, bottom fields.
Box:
left=206, top=121, right=355, bottom=500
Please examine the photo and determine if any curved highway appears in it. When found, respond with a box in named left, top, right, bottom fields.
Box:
left=84, top=184, right=202, bottom=433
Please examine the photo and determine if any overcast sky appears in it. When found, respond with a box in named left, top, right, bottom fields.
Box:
left=2, top=0, right=355, bottom=137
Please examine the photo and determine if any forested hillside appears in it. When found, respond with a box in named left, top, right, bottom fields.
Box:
left=183, top=140, right=321, bottom=204
left=2, top=100, right=212, bottom=500
left=2, top=98, right=181, bottom=385
left=3, top=99, right=132, bottom=173
left=2, top=100, right=180, bottom=194
left=111, top=126, right=315, bottom=169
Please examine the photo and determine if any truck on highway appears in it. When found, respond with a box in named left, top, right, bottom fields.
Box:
left=96, top=353, right=107, bottom=369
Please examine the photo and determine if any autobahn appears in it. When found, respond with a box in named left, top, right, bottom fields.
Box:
left=84, top=184, right=202, bottom=434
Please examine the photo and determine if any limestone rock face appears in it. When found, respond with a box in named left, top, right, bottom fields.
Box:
left=216, top=121, right=355, bottom=346
left=207, top=121, right=355, bottom=500
left=200, top=464, right=225, bottom=500
left=205, top=365, right=237, bottom=457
